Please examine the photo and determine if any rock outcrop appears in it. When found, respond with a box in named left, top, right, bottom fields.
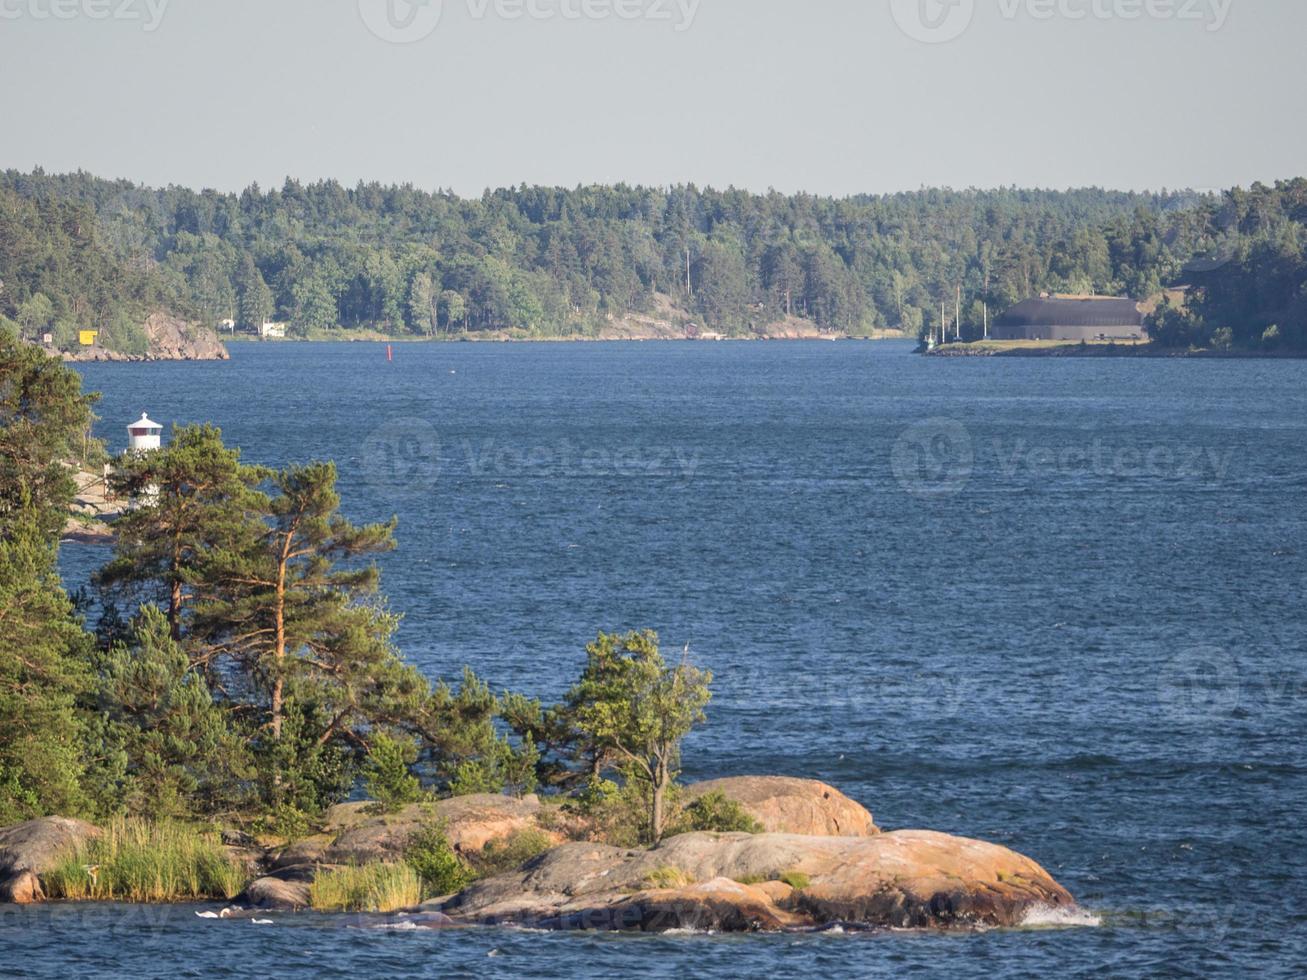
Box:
left=1, top=791, right=1081, bottom=934
left=0, top=817, right=102, bottom=904
left=685, top=776, right=878, bottom=837
left=240, top=868, right=313, bottom=911
left=439, top=830, right=1075, bottom=932
left=58, top=312, right=229, bottom=362
left=244, top=794, right=575, bottom=910
left=141, top=312, right=229, bottom=360
left=273, top=794, right=567, bottom=871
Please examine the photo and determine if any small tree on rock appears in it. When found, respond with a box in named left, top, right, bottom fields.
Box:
left=566, top=631, right=711, bottom=844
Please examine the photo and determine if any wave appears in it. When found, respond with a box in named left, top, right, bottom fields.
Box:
left=1019, top=905, right=1103, bottom=929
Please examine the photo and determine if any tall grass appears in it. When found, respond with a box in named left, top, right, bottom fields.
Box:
left=309, top=864, right=422, bottom=913
left=43, top=818, right=247, bottom=903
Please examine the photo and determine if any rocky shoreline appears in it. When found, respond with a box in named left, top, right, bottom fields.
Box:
left=0, top=777, right=1083, bottom=934
left=51, top=313, right=229, bottom=363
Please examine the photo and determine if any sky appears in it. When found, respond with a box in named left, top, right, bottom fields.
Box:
left=0, top=0, right=1302, bottom=197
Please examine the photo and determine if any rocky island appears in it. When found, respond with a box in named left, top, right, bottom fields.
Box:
left=0, top=778, right=1079, bottom=934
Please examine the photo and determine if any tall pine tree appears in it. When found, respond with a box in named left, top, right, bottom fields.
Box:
left=97, top=424, right=267, bottom=641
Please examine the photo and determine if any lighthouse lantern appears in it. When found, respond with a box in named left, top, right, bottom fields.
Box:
left=127, top=413, right=164, bottom=453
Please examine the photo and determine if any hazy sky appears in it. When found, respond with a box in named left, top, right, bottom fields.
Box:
left=1, top=0, right=1301, bottom=196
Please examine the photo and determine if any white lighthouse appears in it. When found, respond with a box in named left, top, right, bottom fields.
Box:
left=127, top=413, right=163, bottom=454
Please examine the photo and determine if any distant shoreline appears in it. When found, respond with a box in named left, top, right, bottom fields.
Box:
left=923, top=341, right=1307, bottom=359
left=225, top=332, right=908, bottom=345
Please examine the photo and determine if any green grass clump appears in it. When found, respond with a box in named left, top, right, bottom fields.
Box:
left=43, top=818, right=246, bottom=902
left=309, top=863, right=421, bottom=913
left=778, top=870, right=810, bottom=891
left=642, top=866, right=696, bottom=889
left=471, top=829, right=554, bottom=878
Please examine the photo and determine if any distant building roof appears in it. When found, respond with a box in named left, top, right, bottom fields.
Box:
left=995, top=296, right=1143, bottom=329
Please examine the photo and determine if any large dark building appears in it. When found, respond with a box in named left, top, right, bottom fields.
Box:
left=991, top=296, right=1146, bottom=341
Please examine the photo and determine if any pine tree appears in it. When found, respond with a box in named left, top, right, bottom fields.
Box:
left=97, top=424, right=267, bottom=641
left=235, top=256, right=274, bottom=332
left=192, top=461, right=428, bottom=807
left=87, top=606, right=254, bottom=820
left=0, top=326, right=99, bottom=542
left=0, top=333, right=98, bottom=822
left=412, top=668, right=539, bottom=799
left=0, top=509, right=91, bottom=823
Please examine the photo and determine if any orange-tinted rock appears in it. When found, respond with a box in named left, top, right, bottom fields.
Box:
left=685, top=777, right=878, bottom=836
left=0, top=817, right=103, bottom=905
left=442, top=830, right=1076, bottom=932
left=0, top=870, right=44, bottom=905
left=276, top=795, right=567, bottom=870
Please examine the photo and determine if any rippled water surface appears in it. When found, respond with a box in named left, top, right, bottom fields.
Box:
left=22, top=341, right=1307, bottom=977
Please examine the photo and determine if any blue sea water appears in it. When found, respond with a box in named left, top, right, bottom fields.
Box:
left=16, top=340, right=1307, bottom=977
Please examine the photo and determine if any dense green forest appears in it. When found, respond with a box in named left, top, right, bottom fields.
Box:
left=1, top=169, right=1305, bottom=349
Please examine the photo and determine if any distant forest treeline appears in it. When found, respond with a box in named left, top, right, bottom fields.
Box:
left=1, top=170, right=1305, bottom=349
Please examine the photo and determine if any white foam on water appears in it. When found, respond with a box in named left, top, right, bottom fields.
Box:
left=1019, top=905, right=1102, bottom=929
left=368, top=920, right=420, bottom=931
